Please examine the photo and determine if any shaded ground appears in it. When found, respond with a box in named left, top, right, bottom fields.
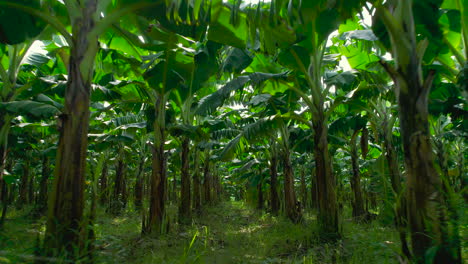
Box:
left=1, top=202, right=404, bottom=263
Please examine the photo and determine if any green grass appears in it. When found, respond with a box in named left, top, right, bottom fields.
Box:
left=0, top=202, right=405, bottom=264
left=0, top=206, right=44, bottom=263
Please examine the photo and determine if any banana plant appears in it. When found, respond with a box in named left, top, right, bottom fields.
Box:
left=0, top=0, right=170, bottom=259
left=168, top=39, right=223, bottom=222
left=240, top=0, right=366, bottom=238
left=131, top=0, right=260, bottom=234
left=329, top=114, right=369, bottom=221
left=0, top=47, right=60, bottom=227
left=0, top=40, right=51, bottom=188
left=334, top=17, right=414, bottom=257
left=372, top=0, right=462, bottom=262
left=216, top=90, right=309, bottom=223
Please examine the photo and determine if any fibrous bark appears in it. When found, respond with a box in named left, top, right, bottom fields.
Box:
left=202, top=151, right=211, bottom=205
left=381, top=114, right=411, bottom=258
left=110, top=156, right=126, bottom=214
left=257, top=176, right=263, bottom=210
left=44, top=1, right=98, bottom=259
left=143, top=97, right=166, bottom=235
left=192, top=149, right=201, bottom=211
left=18, top=160, right=29, bottom=208
left=282, top=150, right=301, bottom=223
left=134, top=158, right=145, bottom=210
left=179, top=137, right=191, bottom=222
left=350, top=130, right=366, bottom=220
left=269, top=151, right=279, bottom=215
left=313, top=112, right=339, bottom=238
left=300, top=167, right=307, bottom=209
left=99, top=162, right=108, bottom=206
left=36, top=156, right=50, bottom=214
left=378, top=1, right=460, bottom=261
left=0, top=178, right=7, bottom=226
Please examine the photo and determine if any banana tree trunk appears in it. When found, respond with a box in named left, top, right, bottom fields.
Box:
left=179, top=137, right=191, bottom=221
left=282, top=149, right=301, bottom=223
left=0, top=120, right=9, bottom=181
left=350, top=130, right=366, bottom=220
left=134, top=158, right=145, bottom=210
left=257, top=172, right=263, bottom=210
left=382, top=36, right=460, bottom=264
left=110, top=156, right=125, bottom=214
left=0, top=147, right=6, bottom=186
left=203, top=156, right=211, bottom=205
left=0, top=178, right=7, bottom=226
left=313, top=113, right=339, bottom=238
left=18, top=161, right=29, bottom=207
left=300, top=168, right=307, bottom=209
left=28, top=167, right=34, bottom=204
left=434, top=140, right=462, bottom=263
left=212, top=170, right=220, bottom=203
left=171, top=172, right=177, bottom=202
left=398, top=80, right=458, bottom=263
left=269, top=152, right=279, bottom=215
left=0, top=161, right=11, bottom=227
left=44, top=1, right=98, bottom=258
left=36, top=156, right=49, bottom=214
left=383, top=129, right=403, bottom=195
left=144, top=97, right=166, bottom=235
left=193, top=149, right=201, bottom=211
left=310, top=167, right=317, bottom=209
left=382, top=121, right=411, bottom=258
left=99, top=162, right=108, bottom=206
left=377, top=1, right=460, bottom=260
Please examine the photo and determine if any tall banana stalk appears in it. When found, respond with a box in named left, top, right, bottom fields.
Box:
left=376, top=0, right=461, bottom=262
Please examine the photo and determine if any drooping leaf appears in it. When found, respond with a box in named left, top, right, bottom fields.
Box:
left=222, top=48, right=253, bottom=73
left=0, top=100, right=60, bottom=118
left=0, top=0, right=46, bottom=44
left=195, top=76, right=250, bottom=116
left=208, top=4, right=248, bottom=48
left=340, top=30, right=378, bottom=41
left=248, top=94, right=272, bottom=106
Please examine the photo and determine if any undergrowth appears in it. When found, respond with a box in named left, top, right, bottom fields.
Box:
left=1, top=202, right=409, bottom=263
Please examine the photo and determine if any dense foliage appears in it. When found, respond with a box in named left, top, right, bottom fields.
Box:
left=0, top=0, right=466, bottom=263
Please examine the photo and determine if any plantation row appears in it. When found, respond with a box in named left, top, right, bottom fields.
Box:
left=0, top=0, right=466, bottom=263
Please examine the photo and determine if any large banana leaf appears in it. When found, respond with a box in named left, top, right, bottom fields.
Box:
left=0, top=100, right=60, bottom=118
left=0, top=0, right=46, bottom=44
left=195, top=71, right=288, bottom=116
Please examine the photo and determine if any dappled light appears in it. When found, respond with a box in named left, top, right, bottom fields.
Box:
left=0, top=0, right=465, bottom=263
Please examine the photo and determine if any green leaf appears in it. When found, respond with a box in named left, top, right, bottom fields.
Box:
left=329, top=115, right=366, bottom=137
left=339, top=42, right=379, bottom=70
left=111, top=80, right=149, bottom=101
left=92, top=84, right=122, bottom=102
left=324, top=71, right=357, bottom=91
left=0, top=100, right=60, bottom=118
left=316, top=8, right=340, bottom=44
left=278, top=45, right=310, bottom=72
left=248, top=71, right=288, bottom=86
left=340, top=30, right=378, bottom=41
left=222, top=48, right=253, bottom=73
left=208, top=5, right=248, bottom=48
left=3, top=174, right=16, bottom=184
left=22, top=50, right=50, bottom=67
left=248, top=94, right=272, bottom=106
left=196, top=76, right=250, bottom=116
left=0, top=0, right=46, bottom=44
left=35, top=94, right=63, bottom=109
left=115, top=122, right=147, bottom=130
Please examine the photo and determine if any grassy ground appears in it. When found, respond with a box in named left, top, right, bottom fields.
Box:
left=1, top=201, right=406, bottom=263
